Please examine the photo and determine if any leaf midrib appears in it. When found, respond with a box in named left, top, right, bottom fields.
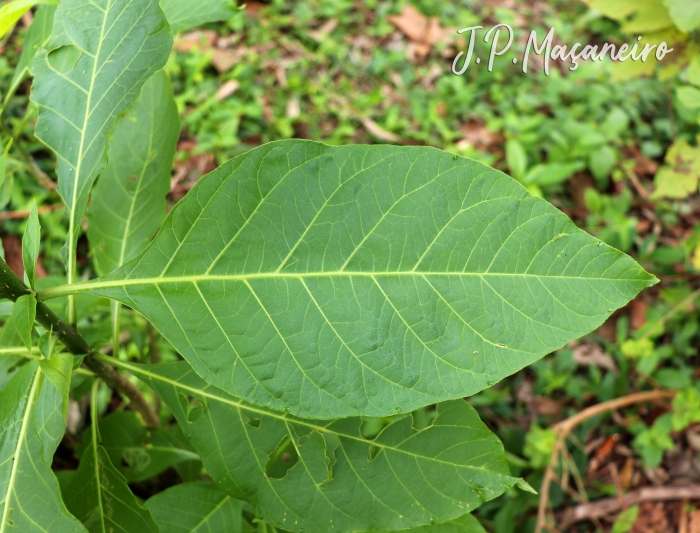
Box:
left=38, top=270, right=645, bottom=300
left=99, top=356, right=514, bottom=478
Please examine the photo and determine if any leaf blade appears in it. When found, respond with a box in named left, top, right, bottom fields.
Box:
left=30, top=0, right=173, bottom=286
left=22, top=202, right=40, bottom=289
left=161, top=0, right=236, bottom=33
left=87, top=70, right=180, bottom=276
left=11, top=294, right=36, bottom=350
left=111, top=358, right=520, bottom=533
left=0, top=362, right=86, bottom=533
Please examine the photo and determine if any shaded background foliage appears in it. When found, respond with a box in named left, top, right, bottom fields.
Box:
left=1, top=0, right=700, bottom=531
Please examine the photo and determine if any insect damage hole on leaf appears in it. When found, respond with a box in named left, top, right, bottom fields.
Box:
left=264, top=435, right=299, bottom=479
left=46, top=45, right=81, bottom=74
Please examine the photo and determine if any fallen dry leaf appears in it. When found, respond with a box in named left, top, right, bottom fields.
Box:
left=211, top=49, right=238, bottom=73
left=630, top=299, right=649, bottom=329
left=216, top=80, right=240, bottom=101
left=309, top=18, right=338, bottom=42
left=630, top=501, right=670, bottom=533
left=286, top=98, right=300, bottom=119
left=572, top=342, right=618, bottom=375
left=689, top=509, right=700, bottom=533
left=1, top=235, right=22, bottom=277
left=360, top=117, right=401, bottom=143
left=173, top=30, right=217, bottom=52
left=387, top=4, right=451, bottom=60
left=588, top=434, right=619, bottom=473
left=533, top=396, right=562, bottom=416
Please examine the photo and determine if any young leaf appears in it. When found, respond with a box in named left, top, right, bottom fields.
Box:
left=0, top=362, right=86, bottom=533
left=5, top=4, right=56, bottom=103
left=63, top=384, right=159, bottom=533
left=145, top=482, right=242, bottom=533
left=161, top=0, right=237, bottom=33
left=108, top=358, right=521, bottom=533
left=22, top=201, right=40, bottom=289
left=0, top=319, right=24, bottom=393
left=0, top=0, right=44, bottom=39
left=11, top=294, right=36, bottom=350
left=57, top=141, right=657, bottom=419
left=30, top=0, right=173, bottom=311
left=39, top=350, right=72, bottom=420
left=78, top=411, right=200, bottom=483
left=87, top=70, right=180, bottom=277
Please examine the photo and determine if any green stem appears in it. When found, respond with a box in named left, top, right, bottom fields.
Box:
left=111, top=300, right=121, bottom=357
left=0, top=258, right=159, bottom=428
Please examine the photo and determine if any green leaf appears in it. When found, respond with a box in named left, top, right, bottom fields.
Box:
left=63, top=384, right=159, bottom=533
left=145, top=482, right=243, bottom=533
left=6, top=4, right=56, bottom=102
left=0, top=138, right=12, bottom=211
left=522, top=161, right=585, bottom=186
left=611, top=505, right=638, bottom=533
left=30, top=0, right=173, bottom=287
left=110, top=358, right=523, bottom=533
left=366, top=513, right=486, bottom=533
left=664, top=0, right=700, bottom=33
left=0, top=0, right=46, bottom=39
left=505, top=140, right=527, bottom=181
left=677, top=86, right=700, bottom=110
left=0, top=362, right=86, bottom=533
left=671, top=387, right=700, bottom=431
left=12, top=294, right=36, bottom=351
left=0, top=319, right=24, bottom=393
left=78, top=411, right=200, bottom=483
left=22, top=202, right=40, bottom=289
left=58, top=141, right=658, bottom=419
left=87, top=70, right=180, bottom=276
left=39, top=351, right=72, bottom=421
left=652, top=141, right=700, bottom=199
left=161, top=0, right=237, bottom=33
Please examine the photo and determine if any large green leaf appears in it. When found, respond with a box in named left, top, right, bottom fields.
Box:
left=0, top=362, right=86, bottom=533
left=62, top=384, right=159, bottom=533
left=87, top=70, right=180, bottom=276
left=46, top=141, right=657, bottom=419
left=6, top=4, right=56, bottom=103
left=106, top=358, right=520, bottom=533
left=145, top=482, right=242, bottom=533
left=30, top=0, right=173, bottom=300
left=368, top=513, right=486, bottom=533
left=161, top=0, right=237, bottom=33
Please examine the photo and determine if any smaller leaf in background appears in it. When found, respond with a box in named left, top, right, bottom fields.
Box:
left=12, top=293, right=36, bottom=350
left=523, top=424, right=557, bottom=468
left=78, top=411, right=200, bottom=483
left=6, top=4, right=56, bottom=101
left=686, top=57, right=700, bottom=87
left=523, top=161, right=585, bottom=186
left=161, top=0, right=237, bottom=34
left=671, top=387, right=700, bottom=431
left=145, top=482, right=243, bottom=533
left=589, top=146, right=618, bottom=183
left=611, top=504, right=639, bottom=533
left=0, top=137, right=13, bottom=210
left=632, top=413, right=675, bottom=468
left=39, top=351, right=72, bottom=420
left=620, top=1, right=673, bottom=33
left=677, top=86, right=700, bottom=110
left=0, top=362, right=86, bottom=533
left=505, top=139, right=527, bottom=181
left=87, top=70, right=180, bottom=276
left=63, top=385, right=159, bottom=533
left=0, top=0, right=44, bottom=38
left=664, top=0, right=700, bottom=33
left=652, top=141, right=700, bottom=199
left=22, top=201, right=40, bottom=289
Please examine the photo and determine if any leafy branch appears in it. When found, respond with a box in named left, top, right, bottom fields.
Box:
left=0, top=257, right=159, bottom=428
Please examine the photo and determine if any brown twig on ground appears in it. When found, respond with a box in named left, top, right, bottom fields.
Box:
left=534, top=389, right=677, bottom=533
left=559, top=485, right=700, bottom=528
left=0, top=203, right=63, bottom=220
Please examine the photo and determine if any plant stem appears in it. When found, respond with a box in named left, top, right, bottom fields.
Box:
left=0, top=258, right=160, bottom=428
